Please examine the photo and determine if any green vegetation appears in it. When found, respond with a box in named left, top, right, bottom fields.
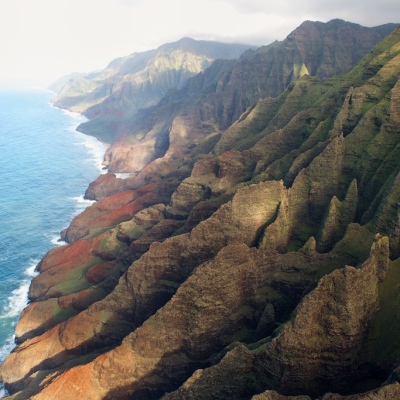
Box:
left=13, top=23, right=400, bottom=400
left=47, top=256, right=104, bottom=297
left=52, top=303, right=78, bottom=323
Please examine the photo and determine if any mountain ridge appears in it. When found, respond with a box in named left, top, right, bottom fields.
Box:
left=79, top=19, right=398, bottom=176
left=2, top=20, right=400, bottom=399
left=50, top=37, right=256, bottom=143
left=52, top=20, right=397, bottom=144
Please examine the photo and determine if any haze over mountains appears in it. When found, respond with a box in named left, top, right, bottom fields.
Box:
left=2, top=18, right=400, bottom=399
left=51, top=19, right=396, bottom=144
left=50, top=37, right=255, bottom=143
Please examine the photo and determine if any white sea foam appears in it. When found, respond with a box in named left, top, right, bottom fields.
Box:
left=63, top=110, right=107, bottom=174
left=24, top=263, right=39, bottom=278
left=51, top=236, right=67, bottom=246
left=63, top=109, right=87, bottom=121
left=0, top=335, right=15, bottom=359
left=0, top=262, right=39, bottom=321
left=71, top=194, right=96, bottom=206
left=0, top=260, right=39, bottom=393
left=0, top=262, right=38, bottom=320
left=115, top=172, right=132, bottom=179
left=0, top=383, right=8, bottom=397
left=50, top=103, right=108, bottom=174
left=0, top=334, right=13, bottom=396
left=0, top=90, right=105, bottom=398
left=0, top=334, right=14, bottom=396
left=1, top=283, right=30, bottom=320
left=48, top=103, right=87, bottom=123
left=70, top=195, right=96, bottom=218
left=73, top=131, right=108, bottom=174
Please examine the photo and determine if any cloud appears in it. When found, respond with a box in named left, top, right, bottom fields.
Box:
left=0, top=0, right=398, bottom=86
left=225, top=0, right=400, bottom=26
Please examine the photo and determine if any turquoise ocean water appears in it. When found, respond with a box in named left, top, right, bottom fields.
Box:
left=0, top=87, right=105, bottom=396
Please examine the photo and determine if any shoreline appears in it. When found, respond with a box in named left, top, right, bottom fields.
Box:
left=49, top=102, right=110, bottom=173
left=0, top=89, right=108, bottom=398
left=49, top=98, right=111, bottom=156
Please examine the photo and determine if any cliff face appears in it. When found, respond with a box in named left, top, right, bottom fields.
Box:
left=51, top=37, right=255, bottom=143
left=92, top=19, right=397, bottom=176
left=2, top=21, right=400, bottom=400
left=52, top=20, right=396, bottom=153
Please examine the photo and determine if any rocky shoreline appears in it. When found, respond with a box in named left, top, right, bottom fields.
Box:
left=1, top=20, right=400, bottom=399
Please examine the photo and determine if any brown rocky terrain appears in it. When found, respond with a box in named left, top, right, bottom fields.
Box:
left=1, top=20, right=400, bottom=400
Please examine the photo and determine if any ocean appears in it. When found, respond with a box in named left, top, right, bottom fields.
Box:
left=0, top=87, right=105, bottom=396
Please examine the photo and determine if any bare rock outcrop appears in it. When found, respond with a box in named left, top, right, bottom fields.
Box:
left=0, top=181, right=287, bottom=393
left=62, top=182, right=172, bottom=243
left=321, top=382, right=400, bottom=399
left=26, top=231, right=374, bottom=400
left=162, top=235, right=390, bottom=399
left=261, top=235, right=389, bottom=396
left=317, top=179, right=358, bottom=252
left=3, top=23, right=400, bottom=400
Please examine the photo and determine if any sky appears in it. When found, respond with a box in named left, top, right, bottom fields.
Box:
left=0, top=0, right=399, bottom=87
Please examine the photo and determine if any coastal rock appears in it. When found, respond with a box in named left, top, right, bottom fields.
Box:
left=16, top=204, right=173, bottom=344
left=127, top=218, right=185, bottom=258
left=28, top=236, right=104, bottom=301
left=104, top=135, right=165, bottom=174
left=84, top=173, right=126, bottom=201
left=18, top=223, right=376, bottom=399
left=0, top=326, right=73, bottom=394
left=26, top=236, right=351, bottom=399
left=15, top=298, right=71, bottom=344
left=3, top=23, right=400, bottom=400
left=0, top=182, right=286, bottom=393
left=58, top=21, right=396, bottom=179
left=63, top=182, right=172, bottom=242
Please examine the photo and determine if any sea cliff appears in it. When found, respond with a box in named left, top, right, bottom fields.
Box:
left=2, top=20, right=400, bottom=399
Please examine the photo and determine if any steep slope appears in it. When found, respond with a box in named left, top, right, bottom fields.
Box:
left=52, top=20, right=396, bottom=147
left=2, top=22, right=400, bottom=400
left=51, top=37, right=254, bottom=143
left=92, top=19, right=397, bottom=176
